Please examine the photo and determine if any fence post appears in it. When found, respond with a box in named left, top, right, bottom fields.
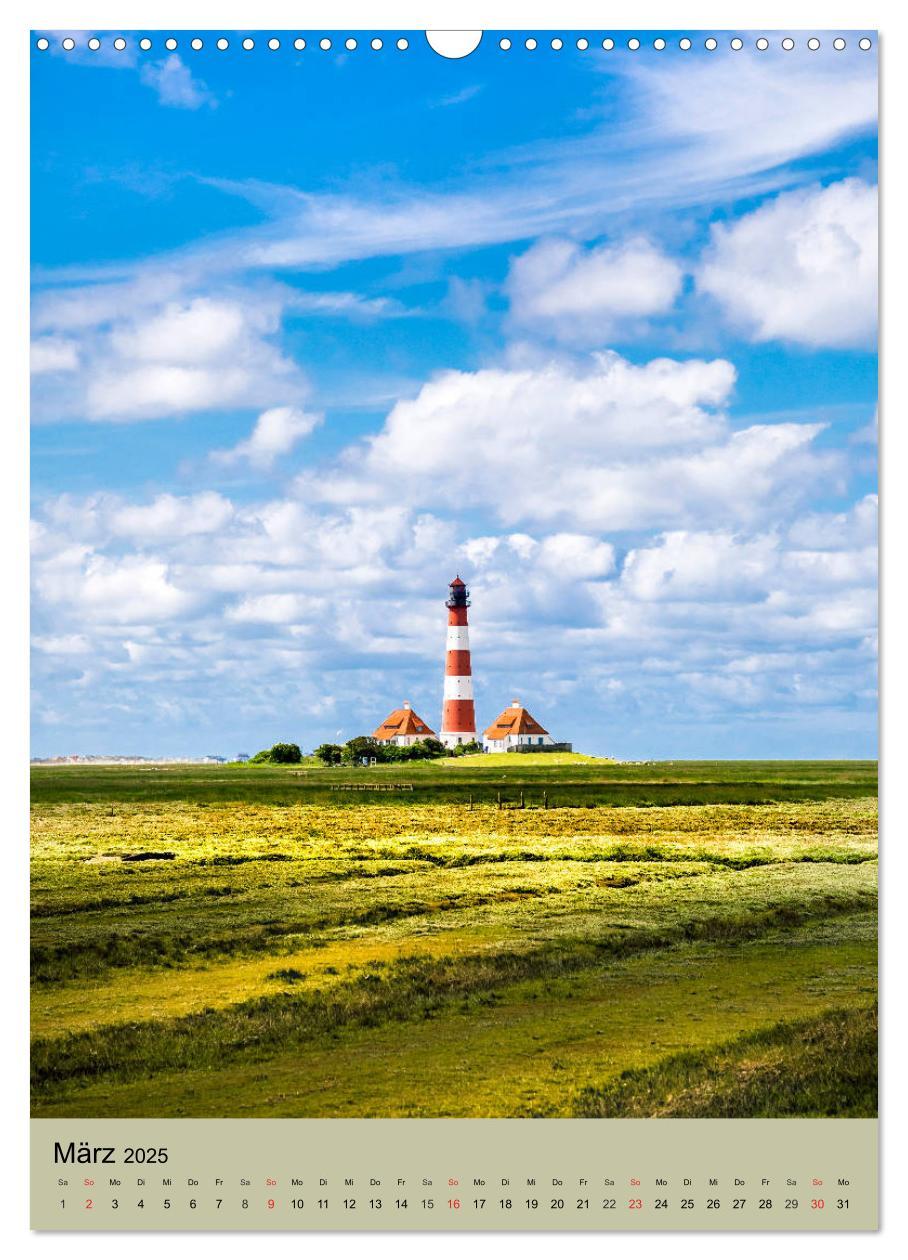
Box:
left=543, top=790, right=548, bottom=810
left=520, top=790, right=524, bottom=809
left=497, top=790, right=501, bottom=810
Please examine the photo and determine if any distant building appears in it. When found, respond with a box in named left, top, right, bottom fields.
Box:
left=373, top=701, right=437, bottom=746
left=483, top=700, right=557, bottom=752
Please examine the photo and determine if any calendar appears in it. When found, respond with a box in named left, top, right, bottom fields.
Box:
left=32, top=1120, right=877, bottom=1231
left=30, top=19, right=879, bottom=1236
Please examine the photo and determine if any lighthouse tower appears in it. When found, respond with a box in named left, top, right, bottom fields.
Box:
left=440, top=576, right=477, bottom=748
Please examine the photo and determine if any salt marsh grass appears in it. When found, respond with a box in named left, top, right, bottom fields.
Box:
left=31, top=761, right=877, bottom=1118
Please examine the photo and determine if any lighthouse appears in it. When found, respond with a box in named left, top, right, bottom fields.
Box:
left=440, top=576, right=477, bottom=748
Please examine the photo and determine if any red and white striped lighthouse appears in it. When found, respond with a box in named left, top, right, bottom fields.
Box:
left=440, top=575, right=477, bottom=748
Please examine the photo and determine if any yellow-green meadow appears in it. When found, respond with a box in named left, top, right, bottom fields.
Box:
left=31, top=759, right=877, bottom=1118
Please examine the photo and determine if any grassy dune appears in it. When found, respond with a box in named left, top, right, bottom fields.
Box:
left=30, top=761, right=878, bottom=1118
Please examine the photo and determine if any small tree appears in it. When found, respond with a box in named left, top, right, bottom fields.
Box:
left=269, top=742, right=303, bottom=764
left=313, top=743, right=343, bottom=766
left=342, top=736, right=384, bottom=765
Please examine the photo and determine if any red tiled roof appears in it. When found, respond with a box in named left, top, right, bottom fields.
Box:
left=483, top=704, right=549, bottom=739
left=373, top=706, right=436, bottom=740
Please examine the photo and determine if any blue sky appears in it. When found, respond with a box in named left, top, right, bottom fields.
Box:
left=30, top=32, right=878, bottom=758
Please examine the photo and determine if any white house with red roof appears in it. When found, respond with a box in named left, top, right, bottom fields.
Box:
left=372, top=701, right=437, bottom=746
left=483, top=700, right=556, bottom=752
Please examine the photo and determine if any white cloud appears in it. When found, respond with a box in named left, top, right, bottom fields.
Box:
left=33, top=289, right=307, bottom=423
left=287, top=290, right=407, bottom=319
left=89, top=364, right=253, bottom=419
left=619, top=55, right=875, bottom=199
left=370, top=351, right=733, bottom=469
left=30, top=480, right=876, bottom=752
left=227, top=593, right=311, bottom=624
left=212, top=406, right=322, bottom=471
left=622, top=531, right=779, bottom=602
left=237, top=502, right=423, bottom=573
left=38, top=497, right=105, bottom=543
left=783, top=546, right=876, bottom=589
left=697, top=179, right=877, bottom=348
left=35, top=491, right=235, bottom=546
left=139, top=55, right=216, bottom=110
left=109, top=297, right=247, bottom=364
left=79, top=557, right=199, bottom=623
left=787, top=494, right=877, bottom=550
left=621, top=527, right=876, bottom=605
left=29, top=277, right=408, bottom=427
left=464, top=532, right=615, bottom=582
left=34, top=551, right=200, bottom=625
left=507, top=237, right=683, bottom=343
left=32, top=634, right=92, bottom=655
left=304, top=350, right=840, bottom=532
left=87, top=295, right=301, bottom=420
left=32, top=271, right=188, bottom=335
left=109, top=492, right=235, bottom=541
left=536, top=533, right=617, bottom=579
left=30, top=337, right=79, bottom=374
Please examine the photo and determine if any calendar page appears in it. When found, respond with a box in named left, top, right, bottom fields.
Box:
left=29, top=22, right=879, bottom=1233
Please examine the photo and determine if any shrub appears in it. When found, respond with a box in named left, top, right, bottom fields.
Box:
left=383, top=738, right=448, bottom=762
left=448, top=739, right=483, bottom=758
left=342, top=736, right=384, bottom=765
left=268, top=743, right=303, bottom=764
left=338, top=736, right=449, bottom=764
left=313, top=743, right=343, bottom=766
left=247, top=743, right=303, bottom=765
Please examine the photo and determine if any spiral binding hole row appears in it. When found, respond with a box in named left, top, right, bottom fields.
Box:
left=36, top=35, right=413, bottom=52
left=34, top=34, right=874, bottom=54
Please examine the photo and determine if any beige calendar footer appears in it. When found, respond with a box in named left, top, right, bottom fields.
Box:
left=31, top=1117, right=878, bottom=1231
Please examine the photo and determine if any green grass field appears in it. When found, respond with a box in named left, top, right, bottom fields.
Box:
left=30, top=757, right=878, bottom=1119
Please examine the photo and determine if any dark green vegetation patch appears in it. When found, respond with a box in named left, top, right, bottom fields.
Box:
left=31, top=758, right=878, bottom=808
